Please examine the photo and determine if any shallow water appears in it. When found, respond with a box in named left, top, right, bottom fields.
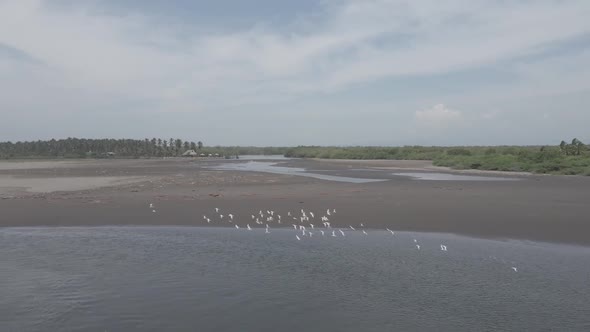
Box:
left=2, top=227, right=590, bottom=331
left=238, top=155, right=291, bottom=160
left=209, top=161, right=388, bottom=183
left=392, top=172, right=519, bottom=181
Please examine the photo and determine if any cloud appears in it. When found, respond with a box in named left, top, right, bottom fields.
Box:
left=415, top=104, right=462, bottom=127
left=0, top=0, right=589, bottom=144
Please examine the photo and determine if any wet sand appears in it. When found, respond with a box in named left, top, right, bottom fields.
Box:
left=1, top=158, right=589, bottom=246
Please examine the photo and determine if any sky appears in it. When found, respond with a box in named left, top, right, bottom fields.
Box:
left=1, top=0, right=589, bottom=146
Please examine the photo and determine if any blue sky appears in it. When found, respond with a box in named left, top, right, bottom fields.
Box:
left=1, top=0, right=589, bottom=146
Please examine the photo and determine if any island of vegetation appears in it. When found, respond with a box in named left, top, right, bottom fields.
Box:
left=1, top=138, right=588, bottom=175
left=284, top=139, right=589, bottom=176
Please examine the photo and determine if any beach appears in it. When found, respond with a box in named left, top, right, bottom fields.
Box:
left=1, top=157, right=589, bottom=246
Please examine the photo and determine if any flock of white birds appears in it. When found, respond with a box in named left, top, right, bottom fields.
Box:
left=149, top=203, right=518, bottom=272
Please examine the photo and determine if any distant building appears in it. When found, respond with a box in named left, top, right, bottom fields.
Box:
left=182, top=150, right=198, bottom=157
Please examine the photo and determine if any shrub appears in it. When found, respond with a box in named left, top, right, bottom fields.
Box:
left=446, top=148, right=472, bottom=156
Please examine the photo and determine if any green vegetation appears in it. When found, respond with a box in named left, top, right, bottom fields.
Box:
left=285, top=139, right=590, bottom=175
left=0, top=138, right=288, bottom=159
left=2, top=138, right=589, bottom=175
left=284, top=146, right=443, bottom=160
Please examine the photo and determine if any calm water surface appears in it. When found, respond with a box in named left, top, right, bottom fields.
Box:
left=209, top=161, right=388, bottom=183
left=2, top=227, right=590, bottom=331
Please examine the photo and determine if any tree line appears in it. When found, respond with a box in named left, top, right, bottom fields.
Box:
left=0, top=138, right=203, bottom=158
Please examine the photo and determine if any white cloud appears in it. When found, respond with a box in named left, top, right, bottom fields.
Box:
left=415, top=104, right=462, bottom=127
left=2, top=1, right=590, bottom=105
left=0, top=0, right=589, bottom=144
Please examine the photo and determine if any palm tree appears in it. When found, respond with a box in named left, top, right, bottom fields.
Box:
left=572, top=138, right=584, bottom=155
left=175, top=139, right=182, bottom=156
left=560, top=140, right=567, bottom=154
left=197, top=141, right=203, bottom=150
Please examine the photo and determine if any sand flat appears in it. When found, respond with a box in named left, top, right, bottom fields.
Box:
left=0, top=175, right=149, bottom=193
left=0, top=158, right=589, bottom=246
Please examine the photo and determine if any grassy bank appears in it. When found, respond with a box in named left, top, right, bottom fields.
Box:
left=284, top=144, right=590, bottom=176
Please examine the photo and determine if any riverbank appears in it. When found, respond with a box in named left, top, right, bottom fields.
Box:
left=1, top=158, right=589, bottom=246
left=284, top=145, right=590, bottom=176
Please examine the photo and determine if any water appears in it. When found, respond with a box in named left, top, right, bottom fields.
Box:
left=2, top=227, right=590, bottom=331
left=392, top=172, right=519, bottom=181
left=238, top=155, right=291, bottom=160
left=210, top=161, right=388, bottom=183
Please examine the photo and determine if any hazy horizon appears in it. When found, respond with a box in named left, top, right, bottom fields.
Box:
left=2, top=1, right=589, bottom=146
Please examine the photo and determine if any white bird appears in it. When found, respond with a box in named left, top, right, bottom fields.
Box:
left=220, top=214, right=224, bottom=219
left=247, top=224, right=252, bottom=231
left=215, top=208, right=219, bottom=213
left=149, top=203, right=154, bottom=208
left=309, top=232, right=313, bottom=237
left=206, top=219, right=211, bottom=223
left=235, top=225, right=239, bottom=229
left=339, top=229, right=345, bottom=236
left=386, top=228, right=394, bottom=235
left=203, top=215, right=207, bottom=220
left=265, top=228, right=270, bottom=234
left=293, top=224, right=297, bottom=230
left=320, top=230, right=325, bottom=236
left=331, top=231, right=337, bottom=237
left=310, top=212, right=314, bottom=218
left=349, top=226, right=356, bottom=231
left=333, top=209, right=336, bottom=214
left=511, top=267, right=518, bottom=272
left=310, top=224, right=314, bottom=229
left=360, top=223, right=364, bottom=227
left=416, top=245, right=420, bottom=250
left=152, top=209, right=156, bottom=213
left=300, top=225, right=306, bottom=231
left=327, top=209, right=331, bottom=216
left=362, top=230, right=368, bottom=235
left=440, top=245, right=447, bottom=251
left=251, top=215, right=255, bottom=219
left=296, top=235, right=301, bottom=241
left=288, top=211, right=292, bottom=216
left=229, top=214, right=234, bottom=220
left=413, top=239, right=418, bottom=243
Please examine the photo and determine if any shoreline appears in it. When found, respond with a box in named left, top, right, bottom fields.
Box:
left=309, top=158, right=537, bottom=176
left=3, top=223, right=589, bottom=249
left=1, top=158, right=589, bottom=246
